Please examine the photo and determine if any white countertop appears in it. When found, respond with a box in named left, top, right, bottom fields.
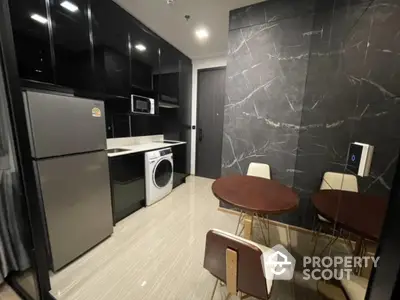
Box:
left=107, top=140, right=187, bottom=157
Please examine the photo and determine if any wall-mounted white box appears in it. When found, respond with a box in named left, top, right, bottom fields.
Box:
left=347, top=142, right=374, bottom=177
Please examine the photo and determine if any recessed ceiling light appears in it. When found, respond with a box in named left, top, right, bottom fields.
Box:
left=195, top=28, right=209, bottom=40
left=30, top=14, right=48, bottom=24
left=60, top=1, right=79, bottom=12
left=135, top=44, right=146, bottom=52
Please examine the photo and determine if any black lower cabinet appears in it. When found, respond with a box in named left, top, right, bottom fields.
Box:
left=109, top=153, right=145, bottom=224
left=172, top=144, right=189, bottom=188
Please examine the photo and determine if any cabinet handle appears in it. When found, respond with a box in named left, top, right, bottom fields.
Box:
left=199, top=128, right=203, bottom=142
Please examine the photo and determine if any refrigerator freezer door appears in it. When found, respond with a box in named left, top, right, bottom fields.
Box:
left=36, top=151, right=113, bottom=271
left=24, top=91, right=106, bottom=158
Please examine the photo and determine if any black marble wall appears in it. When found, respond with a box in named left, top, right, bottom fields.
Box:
left=223, top=0, right=315, bottom=225
left=223, top=0, right=400, bottom=228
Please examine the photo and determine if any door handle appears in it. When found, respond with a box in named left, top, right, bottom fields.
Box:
left=199, top=128, right=203, bottom=142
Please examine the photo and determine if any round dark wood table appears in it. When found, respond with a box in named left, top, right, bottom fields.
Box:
left=312, top=189, right=388, bottom=255
left=212, top=175, right=299, bottom=244
left=212, top=175, right=299, bottom=214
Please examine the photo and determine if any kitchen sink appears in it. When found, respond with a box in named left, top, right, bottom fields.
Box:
left=106, top=148, right=129, bottom=154
left=163, top=141, right=180, bottom=144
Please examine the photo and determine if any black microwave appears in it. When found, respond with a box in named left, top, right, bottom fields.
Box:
left=131, top=94, right=155, bottom=114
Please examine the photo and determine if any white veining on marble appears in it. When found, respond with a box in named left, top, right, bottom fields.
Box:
left=366, top=155, right=398, bottom=191
left=225, top=77, right=277, bottom=110
left=364, top=13, right=374, bottom=64
left=347, top=75, right=400, bottom=101
left=302, top=28, right=323, bottom=37
left=229, top=23, right=279, bottom=55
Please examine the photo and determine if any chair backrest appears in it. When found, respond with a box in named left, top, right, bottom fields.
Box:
left=340, top=274, right=368, bottom=300
left=204, top=229, right=273, bottom=299
left=247, top=163, right=271, bottom=179
left=320, top=172, right=358, bottom=192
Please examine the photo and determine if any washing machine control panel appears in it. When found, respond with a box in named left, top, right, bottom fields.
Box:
left=147, top=148, right=172, bottom=160
left=160, top=149, right=172, bottom=156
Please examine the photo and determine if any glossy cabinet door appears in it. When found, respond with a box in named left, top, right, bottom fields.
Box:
left=111, top=114, right=130, bottom=138
left=129, top=20, right=161, bottom=92
left=130, top=114, right=162, bottom=136
left=172, top=144, right=188, bottom=188
left=91, top=0, right=131, bottom=97
left=157, top=42, right=180, bottom=104
left=9, top=0, right=54, bottom=83
left=109, top=153, right=145, bottom=224
left=104, top=99, right=131, bottom=138
left=177, top=54, right=192, bottom=160
left=50, top=0, right=94, bottom=90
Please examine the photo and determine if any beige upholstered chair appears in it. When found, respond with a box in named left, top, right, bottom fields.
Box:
left=318, top=172, right=358, bottom=222
left=204, top=229, right=275, bottom=299
left=312, top=172, right=359, bottom=255
left=247, top=162, right=271, bottom=179
left=320, top=172, right=359, bottom=192
left=243, top=163, right=271, bottom=239
left=340, top=274, right=368, bottom=300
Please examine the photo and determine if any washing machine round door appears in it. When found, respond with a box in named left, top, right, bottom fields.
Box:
left=153, top=158, right=173, bottom=188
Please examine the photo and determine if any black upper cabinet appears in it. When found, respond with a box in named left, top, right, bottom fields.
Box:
left=129, top=21, right=161, bottom=92
left=50, top=0, right=94, bottom=90
left=112, top=114, right=131, bottom=138
left=9, top=0, right=54, bottom=83
left=9, top=0, right=191, bottom=109
left=157, top=42, right=180, bottom=104
left=92, top=0, right=131, bottom=97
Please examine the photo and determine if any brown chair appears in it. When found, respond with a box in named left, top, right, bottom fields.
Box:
left=312, top=172, right=359, bottom=256
left=204, top=229, right=275, bottom=299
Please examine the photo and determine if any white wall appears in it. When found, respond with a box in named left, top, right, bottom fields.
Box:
left=190, top=56, right=227, bottom=174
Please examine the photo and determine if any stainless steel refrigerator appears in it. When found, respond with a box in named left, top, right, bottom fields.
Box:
left=24, top=90, right=113, bottom=271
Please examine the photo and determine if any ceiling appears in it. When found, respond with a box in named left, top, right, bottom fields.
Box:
left=113, top=0, right=264, bottom=60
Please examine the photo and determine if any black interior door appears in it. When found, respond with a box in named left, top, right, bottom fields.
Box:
left=196, top=68, right=226, bottom=179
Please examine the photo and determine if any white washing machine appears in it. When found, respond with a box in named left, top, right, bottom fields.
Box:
left=145, top=148, right=173, bottom=206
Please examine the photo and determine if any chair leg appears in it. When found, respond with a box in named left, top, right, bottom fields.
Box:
left=311, top=224, right=322, bottom=256
left=356, top=240, right=366, bottom=276
left=210, top=278, right=218, bottom=300
left=256, top=214, right=269, bottom=246
left=320, top=235, right=339, bottom=256
left=235, top=211, right=244, bottom=235
left=311, top=215, right=318, bottom=242
left=343, top=231, right=354, bottom=254
left=266, top=215, right=271, bottom=246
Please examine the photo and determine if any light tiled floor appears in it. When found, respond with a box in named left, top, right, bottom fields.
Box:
left=49, top=176, right=366, bottom=300
left=0, top=284, right=21, bottom=300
